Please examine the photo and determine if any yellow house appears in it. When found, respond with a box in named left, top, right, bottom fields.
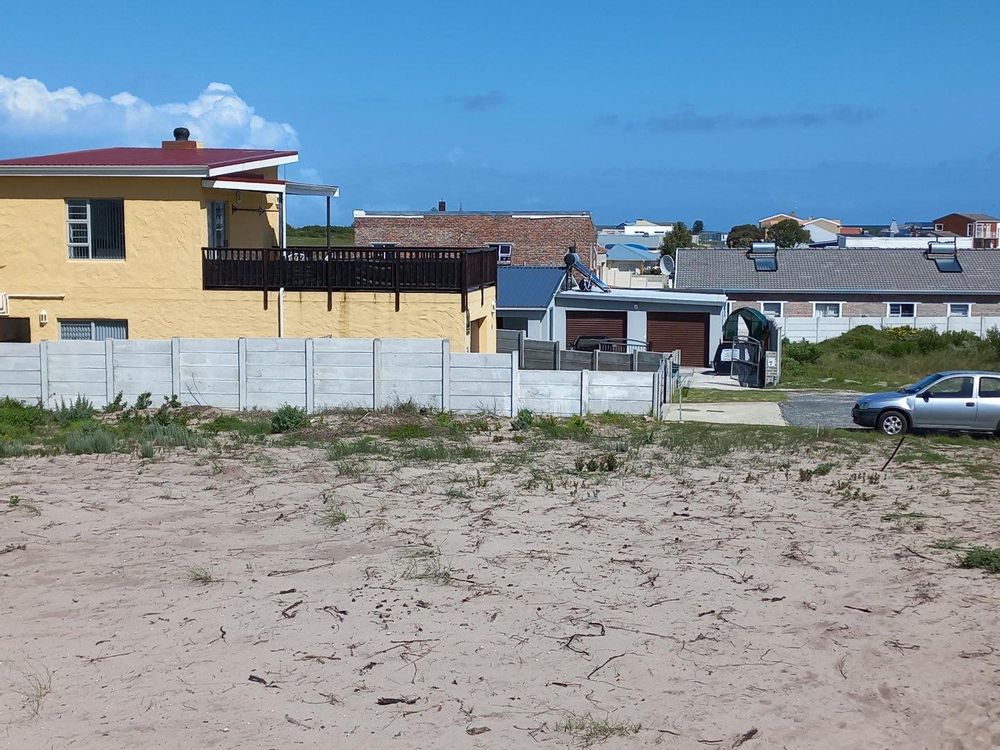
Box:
left=0, top=129, right=497, bottom=352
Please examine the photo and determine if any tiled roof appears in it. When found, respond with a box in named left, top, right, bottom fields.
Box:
left=674, top=248, right=1000, bottom=294
left=497, top=266, right=566, bottom=309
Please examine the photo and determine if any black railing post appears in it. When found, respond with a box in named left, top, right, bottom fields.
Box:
left=262, top=248, right=269, bottom=310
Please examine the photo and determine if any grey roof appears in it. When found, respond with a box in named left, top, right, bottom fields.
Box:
left=606, top=244, right=659, bottom=262
left=674, top=248, right=1000, bottom=294
left=497, top=266, right=565, bottom=309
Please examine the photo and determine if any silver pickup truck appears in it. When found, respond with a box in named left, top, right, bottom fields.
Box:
left=852, top=371, right=1000, bottom=435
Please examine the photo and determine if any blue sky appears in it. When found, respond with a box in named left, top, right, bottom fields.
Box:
left=1, top=0, right=998, bottom=228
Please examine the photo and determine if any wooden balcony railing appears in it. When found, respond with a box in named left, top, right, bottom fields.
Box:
left=202, top=246, right=498, bottom=311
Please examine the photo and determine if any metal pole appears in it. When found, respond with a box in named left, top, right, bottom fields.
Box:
left=326, top=195, right=331, bottom=249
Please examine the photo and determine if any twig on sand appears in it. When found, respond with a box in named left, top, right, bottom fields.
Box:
left=281, top=600, right=304, bottom=618
left=836, top=655, right=848, bottom=679
left=731, top=727, right=758, bottom=747
left=267, top=561, right=336, bottom=577
left=900, top=545, right=948, bottom=565
left=587, top=652, right=627, bottom=680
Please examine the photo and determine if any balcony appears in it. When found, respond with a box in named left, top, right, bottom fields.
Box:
left=202, top=246, right=497, bottom=311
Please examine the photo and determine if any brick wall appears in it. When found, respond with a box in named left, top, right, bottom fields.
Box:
left=355, top=214, right=598, bottom=268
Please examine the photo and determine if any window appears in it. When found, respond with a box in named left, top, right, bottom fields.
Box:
left=924, top=376, right=973, bottom=399
left=887, top=303, right=916, bottom=317
left=934, top=223, right=944, bottom=231
left=372, top=242, right=397, bottom=248
left=66, top=199, right=126, bottom=259
left=948, top=303, right=971, bottom=317
left=979, top=377, right=1000, bottom=398
left=760, top=302, right=784, bottom=317
left=490, top=243, right=513, bottom=264
left=814, top=302, right=842, bottom=318
left=208, top=201, right=228, bottom=248
left=59, top=320, right=128, bottom=341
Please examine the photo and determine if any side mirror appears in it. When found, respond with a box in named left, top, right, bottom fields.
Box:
left=921, top=393, right=930, bottom=402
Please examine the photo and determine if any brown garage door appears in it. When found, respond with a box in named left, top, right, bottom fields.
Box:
left=647, top=312, right=709, bottom=366
left=565, top=311, right=627, bottom=347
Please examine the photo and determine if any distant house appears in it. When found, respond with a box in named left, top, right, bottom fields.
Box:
left=691, top=230, right=728, bottom=247
left=675, top=247, right=1000, bottom=319
left=757, top=212, right=800, bottom=230
left=932, top=212, right=1000, bottom=249
left=354, top=203, right=598, bottom=268
left=619, top=219, right=675, bottom=236
left=599, top=244, right=664, bottom=290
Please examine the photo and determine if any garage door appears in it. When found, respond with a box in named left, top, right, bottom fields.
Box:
left=647, top=312, right=709, bottom=366
left=565, top=311, right=627, bottom=347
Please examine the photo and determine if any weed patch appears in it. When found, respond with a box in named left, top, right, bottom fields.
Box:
left=959, top=547, right=1000, bottom=574
left=271, top=405, right=308, bottom=434
left=557, top=713, right=641, bottom=745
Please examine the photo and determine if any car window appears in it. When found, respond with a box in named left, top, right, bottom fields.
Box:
left=924, top=377, right=974, bottom=399
left=979, top=377, right=1000, bottom=398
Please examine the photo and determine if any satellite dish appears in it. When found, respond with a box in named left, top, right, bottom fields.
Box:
left=659, top=254, right=675, bottom=276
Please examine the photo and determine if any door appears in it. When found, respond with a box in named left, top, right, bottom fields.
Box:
left=565, top=311, right=626, bottom=348
left=646, top=312, right=710, bottom=366
left=912, top=376, right=977, bottom=428
left=975, top=376, right=1000, bottom=431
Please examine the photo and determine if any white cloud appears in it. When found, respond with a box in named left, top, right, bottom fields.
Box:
left=0, top=75, right=297, bottom=149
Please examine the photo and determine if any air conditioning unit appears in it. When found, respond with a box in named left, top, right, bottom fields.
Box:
left=0, top=293, right=9, bottom=317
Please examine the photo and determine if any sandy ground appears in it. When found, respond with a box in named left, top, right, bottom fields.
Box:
left=2, top=425, right=999, bottom=749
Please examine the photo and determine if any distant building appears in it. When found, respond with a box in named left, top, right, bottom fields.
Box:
left=838, top=234, right=974, bottom=249
left=618, top=219, right=675, bottom=236
left=354, top=203, right=598, bottom=268
left=759, top=213, right=843, bottom=242
left=932, top=212, right=999, bottom=249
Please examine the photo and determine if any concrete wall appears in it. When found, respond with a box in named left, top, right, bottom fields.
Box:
left=0, top=175, right=496, bottom=352
left=779, top=316, right=1000, bottom=343
left=0, top=337, right=664, bottom=418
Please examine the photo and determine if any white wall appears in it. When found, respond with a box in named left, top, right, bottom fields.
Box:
left=779, top=316, right=1000, bottom=343
left=838, top=235, right=975, bottom=249
left=0, top=337, right=668, bottom=419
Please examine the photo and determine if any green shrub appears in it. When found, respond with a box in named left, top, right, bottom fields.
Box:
left=201, top=414, right=271, bottom=437
left=534, top=415, right=592, bottom=441
left=139, top=441, right=155, bottom=459
left=386, top=422, right=432, bottom=440
left=271, top=404, right=307, bottom=433
left=327, top=436, right=381, bottom=460
left=0, top=398, right=47, bottom=439
left=0, top=440, right=28, bottom=458
left=134, top=392, right=153, bottom=410
left=140, top=423, right=203, bottom=449
left=511, top=409, right=535, bottom=431
left=53, top=395, right=96, bottom=426
left=65, top=426, right=117, bottom=455
left=103, top=392, right=126, bottom=413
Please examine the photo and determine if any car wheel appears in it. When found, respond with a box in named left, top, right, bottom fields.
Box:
left=877, top=410, right=907, bottom=436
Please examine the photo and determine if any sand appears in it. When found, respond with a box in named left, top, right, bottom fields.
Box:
left=1, top=425, right=999, bottom=749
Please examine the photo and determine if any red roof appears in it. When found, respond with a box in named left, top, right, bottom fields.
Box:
left=0, top=146, right=297, bottom=169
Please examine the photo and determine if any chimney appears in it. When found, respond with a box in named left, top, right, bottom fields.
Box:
left=162, top=127, right=200, bottom=150
left=438, top=200, right=447, bottom=212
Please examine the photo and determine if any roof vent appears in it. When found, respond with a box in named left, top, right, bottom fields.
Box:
left=926, top=240, right=961, bottom=273
left=162, top=126, right=199, bottom=150
left=748, top=242, right=778, bottom=272
left=438, top=200, right=446, bottom=212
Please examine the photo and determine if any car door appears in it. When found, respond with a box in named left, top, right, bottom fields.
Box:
left=912, top=376, right=977, bottom=429
left=975, top=376, right=1000, bottom=431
